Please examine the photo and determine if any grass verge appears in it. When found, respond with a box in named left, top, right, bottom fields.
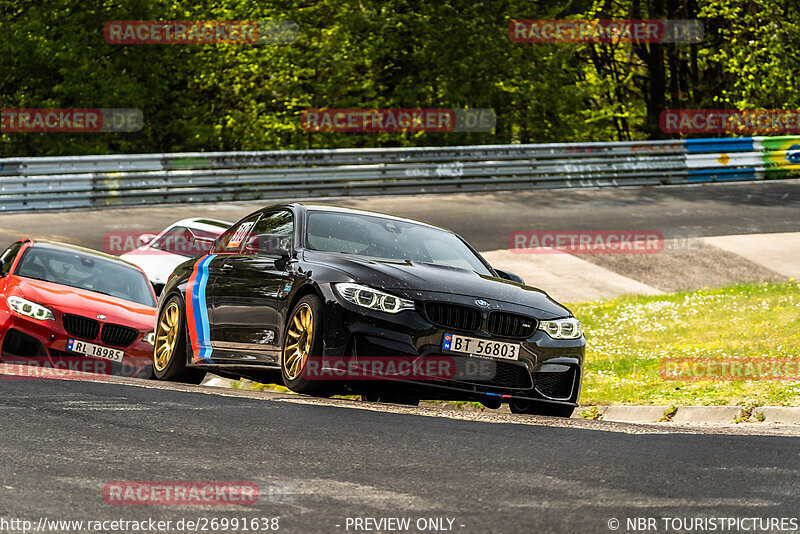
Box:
left=571, top=280, right=800, bottom=406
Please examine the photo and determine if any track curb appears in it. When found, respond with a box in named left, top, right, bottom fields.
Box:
left=574, top=405, right=800, bottom=425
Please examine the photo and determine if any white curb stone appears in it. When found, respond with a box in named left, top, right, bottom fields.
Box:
left=759, top=407, right=800, bottom=424
left=668, top=406, right=743, bottom=423
left=599, top=405, right=671, bottom=423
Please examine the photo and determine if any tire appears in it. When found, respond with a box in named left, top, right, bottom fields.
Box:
left=510, top=399, right=575, bottom=418
left=479, top=397, right=503, bottom=410
left=153, top=295, right=206, bottom=384
left=281, top=294, right=327, bottom=394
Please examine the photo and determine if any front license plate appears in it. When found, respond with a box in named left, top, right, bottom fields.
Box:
left=67, top=339, right=124, bottom=363
left=442, top=333, right=520, bottom=361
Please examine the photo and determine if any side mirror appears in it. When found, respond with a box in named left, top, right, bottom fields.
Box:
left=244, top=234, right=290, bottom=257
left=137, top=233, right=157, bottom=247
left=495, top=269, right=524, bottom=285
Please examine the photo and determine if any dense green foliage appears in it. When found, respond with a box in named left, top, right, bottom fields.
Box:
left=1, top=0, right=797, bottom=155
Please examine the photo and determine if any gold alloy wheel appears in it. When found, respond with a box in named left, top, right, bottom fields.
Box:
left=283, top=303, right=313, bottom=381
left=154, top=301, right=180, bottom=372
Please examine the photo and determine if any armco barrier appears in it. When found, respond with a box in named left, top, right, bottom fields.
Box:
left=1, top=136, right=798, bottom=212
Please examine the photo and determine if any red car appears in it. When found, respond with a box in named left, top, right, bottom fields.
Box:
left=0, top=239, right=157, bottom=377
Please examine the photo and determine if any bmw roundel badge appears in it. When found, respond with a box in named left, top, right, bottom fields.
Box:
left=475, top=299, right=489, bottom=308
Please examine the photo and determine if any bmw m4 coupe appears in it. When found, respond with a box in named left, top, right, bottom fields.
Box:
left=154, top=204, right=585, bottom=416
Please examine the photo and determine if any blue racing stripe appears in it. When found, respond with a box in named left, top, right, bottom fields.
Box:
left=192, top=255, right=215, bottom=362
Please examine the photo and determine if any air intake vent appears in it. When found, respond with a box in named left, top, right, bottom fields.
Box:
left=63, top=314, right=100, bottom=340
left=534, top=368, right=577, bottom=400
left=424, top=303, right=482, bottom=332
left=487, top=360, right=532, bottom=389
left=2, top=329, right=44, bottom=357
left=487, top=311, right=537, bottom=339
left=101, top=324, right=138, bottom=347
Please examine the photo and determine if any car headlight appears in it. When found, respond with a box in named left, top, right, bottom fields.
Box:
left=334, top=283, right=415, bottom=314
left=7, top=296, right=55, bottom=321
left=538, top=317, right=582, bottom=339
left=143, top=332, right=156, bottom=346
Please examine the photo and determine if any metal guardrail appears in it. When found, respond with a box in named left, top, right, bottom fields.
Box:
left=1, top=136, right=798, bottom=212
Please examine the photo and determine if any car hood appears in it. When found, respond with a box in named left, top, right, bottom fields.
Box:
left=304, top=251, right=571, bottom=317
left=16, top=278, right=156, bottom=328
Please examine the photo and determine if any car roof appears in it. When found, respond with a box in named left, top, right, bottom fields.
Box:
left=168, top=217, right=231, bottom=233
left=298, top=203, right=447, bottom=232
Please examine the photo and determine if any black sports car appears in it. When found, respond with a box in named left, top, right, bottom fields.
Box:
left=153, top=203, right=585, bottom=417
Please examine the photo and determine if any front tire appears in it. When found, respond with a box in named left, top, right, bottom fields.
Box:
left=281, top=294, right=327, bottom=394
left=153, top=296, right=205, bottom=384
left=510, top=399, right=575, bottom=418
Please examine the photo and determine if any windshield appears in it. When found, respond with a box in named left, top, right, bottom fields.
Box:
left=150, top=226, right=222, bottom=257
left=15, top=247, right=156, bottom=307
left=306, top=211, right=491, bottom=275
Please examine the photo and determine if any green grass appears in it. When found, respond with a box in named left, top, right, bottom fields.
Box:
left=571, top=280, right=800, bottom=406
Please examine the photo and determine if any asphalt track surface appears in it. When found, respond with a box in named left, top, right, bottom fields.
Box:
left=1, top=179, right=800, bottom=253
left=1, top=374, right=799, bottom=534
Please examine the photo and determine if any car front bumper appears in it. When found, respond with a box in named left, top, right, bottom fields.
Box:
left=0, top=313, right=153, bottom=376
left=318, top=286, right=585, bottom=404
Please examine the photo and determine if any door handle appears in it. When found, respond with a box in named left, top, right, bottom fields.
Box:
left=220, top=263, right=233, bottom=272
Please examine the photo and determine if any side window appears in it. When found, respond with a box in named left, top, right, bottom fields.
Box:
left=150, top=226, right=189, bottom=252
left=0, top=241, right=23, bottom=276
left=245, top=210, right=294, bottom=256
left=211, top=214, right=261, bottom=254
